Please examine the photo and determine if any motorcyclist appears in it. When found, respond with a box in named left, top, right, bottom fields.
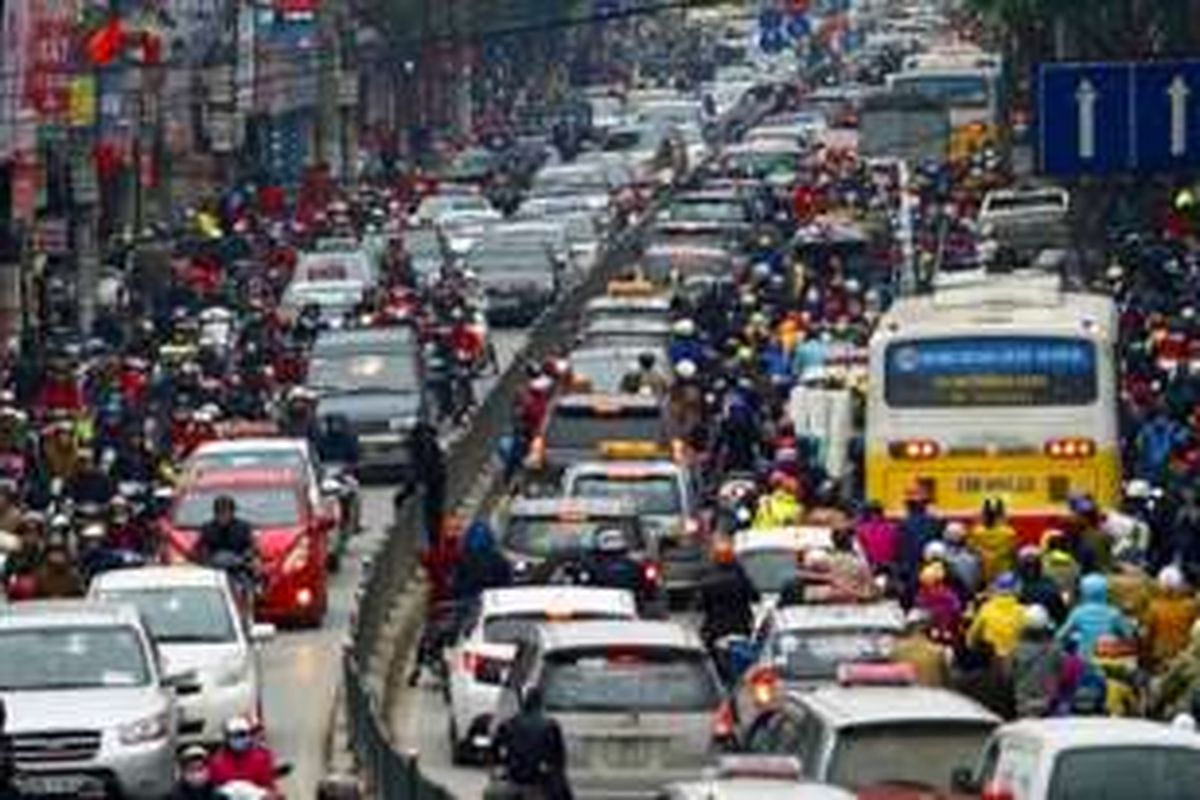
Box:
left=197, top=496, right=256, bottom=596
left=619, top=352, right=668, bottom=397
left=451, top=521, right=511, bottom=603
left=171, top=745, right=219, bottom=800
left=966, top=572, right=1026, bottom=660
left=0, top=699, right=16, bottom=800
left=697, top=538, right=759, bottom=650
left=1015, top=546, right=1067, bottom=626
left=316, top=414, right=360, bottom=467
left=207, top=717, right=277, bottom=794
left=492, top=687, right=571, bottom=800
left=1143, top=565, right=1199, bottom=669
left=30, top=538, right=84, bottom=599
left=968, top=498, right=1017, bottom=587
left=1057, top=573, right=1135, bottom=659
left=891, top=609, right=949, bottom=687
left=1011, top=604, right=1065, bottom=719
left=68, top=448, right=116, bottom=508
left=580, top=528, right=653, bottom=607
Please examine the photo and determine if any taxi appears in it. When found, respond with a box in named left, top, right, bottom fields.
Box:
left=732, top=600, right=904, bottom=727
left=446, top=585, right=638, bottom=763
left=741, top=666, right=999, bottom=797
left=660, top=756, right=855, bottom=800
left=525, top=393, right=679, bottom=488
left=563, top=459, right=707, bottom=600
left=954, top=717, right=1200, bottom=800
left=161, top=468, right=333, bottom=627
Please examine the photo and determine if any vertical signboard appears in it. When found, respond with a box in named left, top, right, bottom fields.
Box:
left=26, top=0, right=78, bottom=121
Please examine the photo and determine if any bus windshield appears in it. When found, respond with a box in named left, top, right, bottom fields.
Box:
left=890, top=73, right=990, bottom=107
left=885, top=336, right=1097, bottom=408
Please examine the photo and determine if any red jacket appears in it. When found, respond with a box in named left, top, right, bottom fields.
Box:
left=208, top=746, right=277, bottom=792
left=36, top=378, right=84, bottom=413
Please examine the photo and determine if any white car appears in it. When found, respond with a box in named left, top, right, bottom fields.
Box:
left=446, top=585, right=638, bottom=763
left=662, top=756, right=855, bottom=800
left=956, top=717, right=1200, bottom=800
left=733, top=526, right=846, bottom=613
left=89, top=567, right=275, bottom=744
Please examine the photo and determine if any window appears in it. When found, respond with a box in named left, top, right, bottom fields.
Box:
left=173, top=488, right=301, bottom=529
left=95, top=587, right=236, bottom=644
left=540, top=647, right=719, bottom=713
left=544, top=406, right=668, bottom=450
left=0, top=627, right=151, bottom=690
left=501, top=515, right=644, bottom=557
left=829, top=721, right=995, bottom=790
left=570, top=475, right=682, bottom=515
left=1047, top=746, right=1200, bottom=800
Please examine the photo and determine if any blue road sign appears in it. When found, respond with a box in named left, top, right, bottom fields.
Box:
left=1038, top=60, right=1200, bottom=176
left=1135, top=62, right=1200, bottom=172
left=1038, top=62, right=1132, bottom=176
left=786, top=12, right=810, bottom=40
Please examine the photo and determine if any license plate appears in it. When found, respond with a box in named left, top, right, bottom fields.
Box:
left=956, top=475, right=1037, bottom=495
left=605, top=739, right=650, bottom=769
left=16, top=774, right=101, bottom=796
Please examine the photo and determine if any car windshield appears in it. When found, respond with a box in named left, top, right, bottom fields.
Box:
left=191, top=449, right=305, bottom=475
left=544, top=406, right=667, bottom=450
left=469, top=242, right=552, bottom=272
left=95, top=587, right=236, bottom=644
left=738, top=548, right=799, bottom=594
left=1045, top=746, right=1200, bottom=800
left=666, top=199, right=745, bottom=223
left=503, top=516, right=643, bottom=557
left=173, top=487, right=301, bottom=529
left=0, top=627, right=150, bottom=690
left=484, top=612, right=630, bottom=645
left=767, top=631, right=895, bottom=680
left=308, top=351, right=421, bottom=395
left=570, top=475, right=682, bottom=515
left=830, top=721, right=994, bottom=790
left=542, top=646, right=718, bottom=712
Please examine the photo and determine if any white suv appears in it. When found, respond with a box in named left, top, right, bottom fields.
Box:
left=1, top=601, right=182, bottom=799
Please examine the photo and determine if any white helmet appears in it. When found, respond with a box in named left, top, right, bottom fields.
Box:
left=672, top=318, right=696, bottom=337
left=1023, top=604, right=1051, bottom=631
left=1159, top=565, right=1187, bottom=592
left=675, top=360, right=698, bottom=380
left=944, top=521, right=967, bottom=542
left=923, top=540, right=947, bottom=562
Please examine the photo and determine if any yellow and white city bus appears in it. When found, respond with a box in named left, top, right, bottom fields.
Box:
left=865, top=273, right=1120, bottom=543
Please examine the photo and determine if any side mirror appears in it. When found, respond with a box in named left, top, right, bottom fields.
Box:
left=320, top=478, right=342, bottom=496
left=250, top=623, right=277, bottom=643
left=951, top=767, right=981, bottom=794
left=163, top=669, right=200, bottom=691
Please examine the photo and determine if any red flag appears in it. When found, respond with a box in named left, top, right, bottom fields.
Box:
left=86, top=16, right=125, bottom=66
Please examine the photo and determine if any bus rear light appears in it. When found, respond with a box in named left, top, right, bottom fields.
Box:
left=1045, top=438, right=1096, bottom=459
left=889, top=439, right=940, bottom=460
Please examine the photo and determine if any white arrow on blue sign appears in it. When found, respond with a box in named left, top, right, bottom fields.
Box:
left=1038, top=60, right=1200, bottom=175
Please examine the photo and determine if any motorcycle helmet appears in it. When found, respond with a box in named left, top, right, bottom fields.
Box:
left=224, top=716, right=254, bottom=752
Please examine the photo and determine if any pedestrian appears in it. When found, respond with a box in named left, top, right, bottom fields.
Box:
left=1011, top=605, right=1064, bottom=719
left=491, top=687, right=572, bottom=800
left=407, top=419, right=446, bottom=548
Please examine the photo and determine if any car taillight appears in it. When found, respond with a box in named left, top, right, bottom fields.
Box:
left=684, top=517, right=701, bottom=538
left=282, top=536, right=311, bottom=574
left=712, top=699, right=735, bottom=741
left=1045, top=437, right=1096, bottom=459
left=746, top=665, right=779, bottom=708
left=889, top=439, right=940, bottom=460
left=642, top=562, right=661, bottom=585
left=461, top=651, right=508, bottom=685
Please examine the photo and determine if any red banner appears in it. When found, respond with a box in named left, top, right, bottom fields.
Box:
left=26, top=1, right=77, bottom=120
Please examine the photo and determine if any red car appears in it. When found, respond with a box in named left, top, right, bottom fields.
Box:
left=161, top=468, right=332, bottom=627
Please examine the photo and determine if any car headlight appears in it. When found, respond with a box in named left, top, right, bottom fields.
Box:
left=214, top=658, right=251, bottom=689
left=118, top=712, right=170, bottom=745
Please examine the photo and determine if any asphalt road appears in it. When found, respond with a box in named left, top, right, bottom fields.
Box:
left=260, top=329, right=528, bottom=798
